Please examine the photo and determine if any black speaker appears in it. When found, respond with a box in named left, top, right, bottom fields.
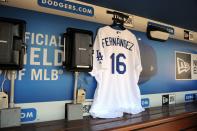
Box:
left=0, top=17, right=26, bottom=70
left=63, top=28, right=93, bottom=72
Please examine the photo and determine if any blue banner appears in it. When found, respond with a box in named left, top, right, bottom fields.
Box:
left=0, top=6, right=197, bottom=104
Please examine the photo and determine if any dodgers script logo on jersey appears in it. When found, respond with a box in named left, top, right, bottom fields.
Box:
left=90, top=26, right=144, bottom=118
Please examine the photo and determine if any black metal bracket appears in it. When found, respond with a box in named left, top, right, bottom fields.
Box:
left=107, top=10, right=129, bottom=24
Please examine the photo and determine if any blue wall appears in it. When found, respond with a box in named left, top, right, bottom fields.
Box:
left=0, top=6, right=197, bottom=104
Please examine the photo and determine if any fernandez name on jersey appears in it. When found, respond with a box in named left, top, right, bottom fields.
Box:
left=102, top=37, right=134, bottom=51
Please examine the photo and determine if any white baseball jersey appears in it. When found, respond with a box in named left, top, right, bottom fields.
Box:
left=90, top=26, right=144, bottom=118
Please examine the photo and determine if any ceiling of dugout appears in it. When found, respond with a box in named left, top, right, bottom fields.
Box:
left=78, top=0, right=197, bottom=32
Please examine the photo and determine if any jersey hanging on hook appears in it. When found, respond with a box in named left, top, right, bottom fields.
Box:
left=107, top=10, right=129, bottom=30
left=89, top=25, right=144, bottom=118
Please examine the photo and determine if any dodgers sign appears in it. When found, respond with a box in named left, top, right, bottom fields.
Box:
left=38, top=0, right=94, bottom=17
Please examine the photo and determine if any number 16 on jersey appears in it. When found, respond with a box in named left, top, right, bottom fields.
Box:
left=110, top=53, right=126, bottom=74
